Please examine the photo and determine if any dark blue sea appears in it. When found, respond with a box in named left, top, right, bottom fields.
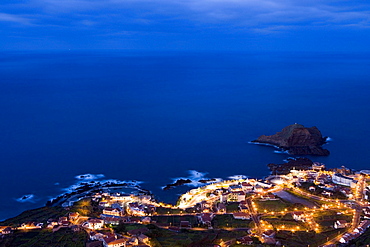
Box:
left=1, top=51, right=370, bottom=220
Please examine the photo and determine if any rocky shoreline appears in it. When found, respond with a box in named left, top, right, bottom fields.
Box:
left=252, top=123, right=330, bottom=156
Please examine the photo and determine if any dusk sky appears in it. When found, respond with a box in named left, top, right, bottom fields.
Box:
left=1, top=0, right=370, bottom=51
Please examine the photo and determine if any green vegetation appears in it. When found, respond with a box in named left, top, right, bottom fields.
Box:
left=213, top=214, right=252, bottom=229
left=0, top=228, right=87, bottom=247
left=155, top=207, right=187, bottom=215
left=255, top=199, right=291, bottom=212
left=226, top=203, right=239, bottom=213
left=314, top=210, right=352, bottom=232
left=262, top=217, right=307, bottom=231
left=70, top=199, right=101, bottom=218
left=151, top=215, right=198, bottom=227
left=0, top=207, right=67, bottom=226
left=348, top=227, right=370, bottom=246
left=148, top=226, right=247, bottom=247
left=276, top=229, right=344, bottom=247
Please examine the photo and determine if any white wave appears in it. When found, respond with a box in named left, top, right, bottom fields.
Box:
left=283, top=157, right=296, bottom=162
left=274, top=150, right=289, bottom=154
left=186, top=170, right=206, bottom=179
left=326, top=137, right=333, bottom=142
left=249, top=141, right=280, bottom=148
left=100, top=179, right=143, bottom=187
left=62, top=176, right=143, bottom=193
left=169, top=170, right=222, bottom=188
left=228, top=175, right=248, bottom=180
left=75, top=173, right=105, bottom=180
left=16, top=194, right=35, bottom=203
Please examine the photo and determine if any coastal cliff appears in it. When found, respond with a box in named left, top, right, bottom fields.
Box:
left=252, top=124, right=330, bottom=156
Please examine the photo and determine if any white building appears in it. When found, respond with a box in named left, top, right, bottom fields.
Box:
left=332, top=173, right=356, bottom=187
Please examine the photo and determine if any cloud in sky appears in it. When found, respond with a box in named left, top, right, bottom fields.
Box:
left=1, top=0, right=370, bottom=50
left=5, top=0, right=370, bottom=28
left=0, top=12, right=33, bottom=25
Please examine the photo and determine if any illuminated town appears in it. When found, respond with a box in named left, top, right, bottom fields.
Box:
left=2, top=162, right=370, bottom=246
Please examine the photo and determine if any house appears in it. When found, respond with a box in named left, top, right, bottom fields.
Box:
left=354, top=227, right=365, bottom=234
left=339, top=234, right=352, bottom=244
left=106, top=238, right=129, bottom=247
left=322, top=191, right=333, bottom=197
left=141, top=217, right=151, bottom=224
left=262, top=229, right=276, bottom=244
left=340, top=187, right=353, bottom=198
left=334, top=220, right=348, bottom=229
left=260, top=193, right=277, bottom=201
left=103, top=208, right=122, bottom=217
left=47, top=221, right=59, bottom=229
left=89, top=231, right=104, bottom=241
left=219, top=192, right=229, bottom=203
left=85, top=219, right=104, bottom=230
left=101, top=216, right=121, bottom=225
left=197, top=213, right=214, bottom=227
left=241, top=182, right=254, bottom=192
left=312, top=162, right=325, bottom=171
left=110, top=193, right=132, bottom=202
left=102, top=233, right=118, bottom=247
left=356, top=220, right=370, bottom=232
left=60, top=220, right=70, bottom=227
left=236, top=236, right=253, bottom=245
left=0, top=226, right=13, bottom=235
left=69, top=212, right=80, bottom=221
left=137, top=234, right=150, bottom=245
left=363, top=207, right=370, bottom=219
left=180, top=221, right=191, bottom=229
left=197, top=200, right=212, bottom=212
left=127, top=202, right=146, bottom=216
left=20, top=222, right=43, bottom=229
left=58, top=217, right=68, bottom=224
left=90, top=231, right=117, bottom=246
left=233, top=212, right=250, bottom=220
left=316, top=174, right=331, bottom=183
left=227, top=191, right=245, bottom=202
left=125, top=237, right=139, bottom=246
left=292, top=212, right=305, bottom=222
left=229, top=184, right=243, bottom=191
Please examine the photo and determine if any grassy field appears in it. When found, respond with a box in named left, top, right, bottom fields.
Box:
left=313, top=210, right=352, bottom=232
left=0, top=228, right=87, bottom=247
left=265, top=219, right=307, bottom=231
left=150, top=227, right=247, bottom=247
left=151, top=215, right=198, bottom=227
left=213, top=214, right=252, bottom=229
left=276, top=229, right=344, bottom=247
left=0, top=207, right=67, bottom=226
left=255, top=199, right=290, bottom=212
left=226, top=203, right=240, bottom=213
